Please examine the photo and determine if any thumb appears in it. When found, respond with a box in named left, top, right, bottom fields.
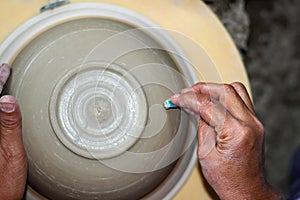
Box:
left=197, top=120, right=216, bottom=160
left=0, top=95, right=24, bottom=157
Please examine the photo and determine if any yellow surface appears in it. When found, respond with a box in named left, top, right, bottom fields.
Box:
left=0, top=0, right=250, bottom=199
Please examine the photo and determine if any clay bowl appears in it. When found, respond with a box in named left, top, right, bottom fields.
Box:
left=0, top=3, right=198, bottom=200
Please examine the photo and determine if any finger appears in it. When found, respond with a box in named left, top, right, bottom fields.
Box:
left=230, top=82, right=255, bottom=113
left=0, top=63, right=11, bottom=93
left=0, top=95, right=24, bottom=158
left=172, top=91, right=232, bottom=129
left=171, top=94, right=202, bottom=124
left=197, top=119, right=216, bottom=160
left=181, top=86, right=194, bottom=94
left=171, top=92, right=199, bottom=114
left=189, top=82, right=252, bottom=121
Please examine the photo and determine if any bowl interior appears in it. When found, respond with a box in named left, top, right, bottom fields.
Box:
left=3, top=4, right=197, bottom=200
left=2, top=4, right=199, bottom=199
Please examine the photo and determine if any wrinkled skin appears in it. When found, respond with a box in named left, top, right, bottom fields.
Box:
left=0, top=64, right=27, bottom=200
left=171, top=82, right=281, bottom=200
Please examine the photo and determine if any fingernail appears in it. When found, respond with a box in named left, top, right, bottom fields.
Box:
left=171, top=94, right=181, bottom=106
left=164, top=99, right=179, bottom=109
left=171, top=94, right=180, bottom=101
left=1, top=63, right=9, bottom=68
left=0, top=96, right=16, bottom=113
left=0, top=103, right=15, bottom=113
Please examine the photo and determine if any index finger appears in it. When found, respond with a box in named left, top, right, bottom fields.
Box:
left=0, top=63, right=11, bottom=93
left=182, top=82, right=252, bottom=121
left=171, top=91, right=231, bottom=129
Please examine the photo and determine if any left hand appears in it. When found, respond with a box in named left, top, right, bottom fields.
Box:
left=0, top=63, right=27, bottom=200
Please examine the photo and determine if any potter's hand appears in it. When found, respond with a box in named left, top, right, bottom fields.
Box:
left=0, top=64, right=27, bottom=200
left=171, top=82, right=281, bottom=200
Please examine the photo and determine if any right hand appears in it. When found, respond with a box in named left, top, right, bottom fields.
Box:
left=171, top=82, right=281, bottom=200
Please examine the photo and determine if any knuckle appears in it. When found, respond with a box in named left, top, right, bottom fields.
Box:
left=223, top=84, right=236, bottom=95
left=193, top=82, right=202, bottom=87
left=252, top=116, right=265, bottom=134
left=238, top=119, right=265, bottom=142
left=221, top=84, right=236, bottom=103
left=0, top=116, right=21, bottom=131
left=192, top=82, right=203, bottom=91
left=245, top=112, right=265, bottom=134
left=197, top=93, right=212, bottom=108
left=231, top=82, right=249, bottom=95
left=231, top=82, right=245, bottom=90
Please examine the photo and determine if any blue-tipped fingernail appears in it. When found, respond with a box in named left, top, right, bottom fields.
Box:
left=164, top=99, right=179, bottom=110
